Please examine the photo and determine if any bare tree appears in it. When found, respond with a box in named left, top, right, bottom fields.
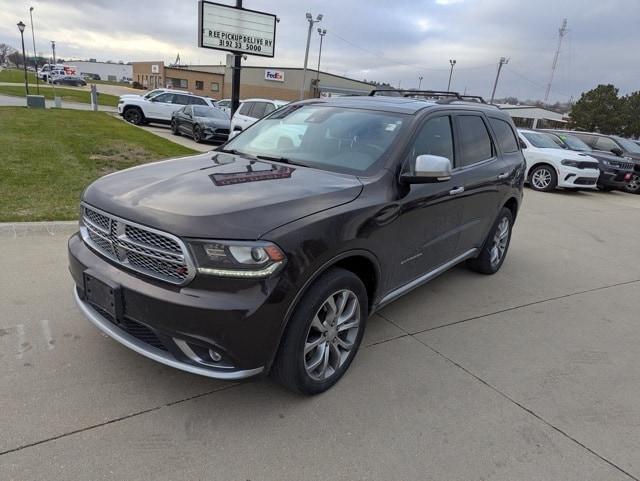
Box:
left=0, top=43, right=16, bottom=65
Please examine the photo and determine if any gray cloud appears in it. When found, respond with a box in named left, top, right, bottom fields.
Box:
left=1, top=0, right=638, bottom=102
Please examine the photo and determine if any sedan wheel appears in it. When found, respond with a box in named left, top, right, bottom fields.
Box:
left=171, top=120, right=180, bottom=136
left=529, top=165, right=557, bottom=192
left=193, top=126, right=202, bottom=143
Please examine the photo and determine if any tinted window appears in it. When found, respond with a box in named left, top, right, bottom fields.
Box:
left=238, top=102, right=253, bottom=116
left=174, top=95, right=191, bottom=105
left=409, top=116, right=454, bottom=162
left=489, top=118, right=519, bottom=153
left=189, top=96, right=208, bottom=106
left=572, top=133, right=597, bottom=147
left=152, top=93, right=174, bottom=103
left=250, top=102, right=269, bottom=119
left=457, top=115, right=493, bottom=167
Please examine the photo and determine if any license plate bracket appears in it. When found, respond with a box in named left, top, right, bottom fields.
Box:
left=83, top=272, right=123, bottom=323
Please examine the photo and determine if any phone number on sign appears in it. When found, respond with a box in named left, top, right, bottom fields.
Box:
left=216, top=39, right=264, bottom=52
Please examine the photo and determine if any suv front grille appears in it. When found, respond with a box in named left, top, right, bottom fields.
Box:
left=609, top=160, right=634, bottom=170
left=81, top=204, right=194, bottom=285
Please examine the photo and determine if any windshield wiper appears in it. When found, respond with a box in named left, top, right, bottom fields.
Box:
left=255, top=154, right=305, bottom=166
left=217, top=148, right=257, bottom=159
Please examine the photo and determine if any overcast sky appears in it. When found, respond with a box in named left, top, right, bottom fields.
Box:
left=0, top=0, right=638, bottom=102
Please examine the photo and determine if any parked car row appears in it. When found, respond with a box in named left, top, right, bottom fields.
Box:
left=516, top=128, right=639, bottom=194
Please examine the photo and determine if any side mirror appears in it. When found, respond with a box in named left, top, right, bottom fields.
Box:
left=611, top=147, right=623, bottom=157
left=401, top=154, right=452, bottom=184
left=519, top=138, right=527, bottom=149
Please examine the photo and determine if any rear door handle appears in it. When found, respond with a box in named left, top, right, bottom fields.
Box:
left=449, top=186, right=465, bottom=196
left=497, top=172, right=509, bottom=180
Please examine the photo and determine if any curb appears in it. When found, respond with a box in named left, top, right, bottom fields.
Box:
left=0, top=220, right=78, bottom=238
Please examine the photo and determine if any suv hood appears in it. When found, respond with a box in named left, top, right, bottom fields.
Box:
left=82, top=152, right=363, bottom=239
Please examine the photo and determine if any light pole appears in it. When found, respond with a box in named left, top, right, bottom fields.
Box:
left=300, top=12, right=322, bottom=100
left=490, top=56, right=509, bottom=104
left=17, top=21, right=29, bottom=96
left=29, top=7, right=39, bottom=94
left=447, top=59, right=456, bottom=91
left=315, top=27, right=327, bottom=91
left=418, top=75, right=423, bottom=90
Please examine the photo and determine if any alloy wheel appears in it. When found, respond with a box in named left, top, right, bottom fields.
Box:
left=490, top=217, right=510, bottom=268
left=304, top=289, right=361, bottom=381
left=627, top=175, right=640, bottom=193
left=193, top=126, right=202, bottom=143
left=531, top=168, right=552, bottom=190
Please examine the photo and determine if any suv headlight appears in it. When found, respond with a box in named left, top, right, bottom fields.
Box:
left=188, top=240, right=286, bottom=278
left=561, top=159, right=580, bottom=167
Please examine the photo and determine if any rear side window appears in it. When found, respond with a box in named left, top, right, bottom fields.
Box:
left=238, top=102, right=253, bottom=116
left=174, top=95, right=191, bottom=105
left=250, top=102, right=270, bottom=119
left=489, top=118, right=519, bottom=153
left=456, top=115, right=494, bottom=167
left=409, top=116, right=454, bottom=162
left=189, top=96, right=207, bottom=106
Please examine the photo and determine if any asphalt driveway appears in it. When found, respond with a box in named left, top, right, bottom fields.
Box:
left=1, top=189, right=639, bottom=481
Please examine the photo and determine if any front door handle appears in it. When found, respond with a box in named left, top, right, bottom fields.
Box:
left=449, top=186, right=465, bottom=196
left=497, top=172, right=509, bottom=180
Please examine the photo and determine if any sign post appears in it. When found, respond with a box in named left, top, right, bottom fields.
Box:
left=198, top=0, right=277, bottom=117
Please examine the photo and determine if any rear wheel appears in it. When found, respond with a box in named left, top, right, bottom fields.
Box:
left=272, top=268, right=367, bottom=395
left=467, top=207, right=514, bottom=275
left=123, top=107, right=144, bottom=125
left=529, top=165, right=557, bottom=192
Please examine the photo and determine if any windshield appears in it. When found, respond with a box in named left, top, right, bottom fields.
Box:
left=224, top=104, right=406, bottom=174
left=554, top=133, right=592, bottom=152
left=522, top=131, right=562, bottom=149
left=194, top=106, right=227, bottom=118
left=614, top=136, right=640, bottom=154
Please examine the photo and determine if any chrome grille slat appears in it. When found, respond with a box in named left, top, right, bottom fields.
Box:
left=80, top=204, right=195, bottom=285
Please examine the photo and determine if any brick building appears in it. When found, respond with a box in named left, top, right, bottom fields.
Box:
left=131, top=59, right=373, bottom=101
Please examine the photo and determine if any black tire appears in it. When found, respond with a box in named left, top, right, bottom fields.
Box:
left=171, top=120, right=181, bottom=136
left=528, top=164, right=558, bottom=192
left=271, top=268, right=368, bottom=395
left=123, top=107, right=144, bottom=125
left=193, top=125, right=202, bottom=143
left=466, top=207, right=514, bottom=275
left=625, top=175, right=640, bottom=194
left=597, top=184, right=614, bottom=192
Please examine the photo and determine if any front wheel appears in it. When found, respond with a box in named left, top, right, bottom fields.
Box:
left=123, top=107, right=144, bottom=125
left=272, top=268, right=368, bottom=395
left=529, top=165, right=557, bottom=192
left=193, top=125, right=203, bottom=143
left=467, top=207, right=514, bottom=275
left=171, top=120, right=180, bottom=136
left=625, top=175, right=640, bottom=194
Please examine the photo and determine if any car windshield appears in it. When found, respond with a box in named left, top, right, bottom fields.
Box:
left=614, top=136, right=640, bottom=154
left=554, top=133, right=592, bottom=152
left=194, top=106, right=227, bottom=118
left=224, top=104, right=406, bottom=174
left=522, top=131, right=561, bottom=149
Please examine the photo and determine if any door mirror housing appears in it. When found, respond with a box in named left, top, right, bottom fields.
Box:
left=611, top=147, right=623, bottom=157
left=401, top=154, right=452, bottom=184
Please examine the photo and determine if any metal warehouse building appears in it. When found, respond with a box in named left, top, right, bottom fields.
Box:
left=66, top=60, right=133, bottom=82
left=131, top=58, right=373, bottom=101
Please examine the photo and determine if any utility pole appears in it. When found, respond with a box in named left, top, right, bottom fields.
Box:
left=300, top=12, right=322, bottom=100
left=418, top=75, right=423, bottom=89
left=544, top=18, right=568, bottom=103
left=29, top=7, right=39, bottom=94
left=17, top=21, right=29, bottom=95
left=490, top=56, right=509, bottom=104
left=315, top=27, right=327, bottom=94
left=447, top=59, right=456, bottom=91
left=230, top=0, right=243, bottom=116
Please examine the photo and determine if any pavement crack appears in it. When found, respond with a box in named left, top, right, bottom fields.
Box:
left=0, top=382, right=242, bottom=458
left=412, top=336, right=640, bottom=481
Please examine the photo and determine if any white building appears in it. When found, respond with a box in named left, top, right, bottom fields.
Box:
left=67, top=61, right=132, bottom=82
left=499, top=105, right=568, bottom=129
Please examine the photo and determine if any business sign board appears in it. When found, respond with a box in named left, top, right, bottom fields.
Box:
left=265, top=69, right=284, bottom=82
left=198, top=1, right=277, bottom=58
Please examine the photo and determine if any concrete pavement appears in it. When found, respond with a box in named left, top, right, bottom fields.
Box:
left=1, top=189, right=639, bottom=480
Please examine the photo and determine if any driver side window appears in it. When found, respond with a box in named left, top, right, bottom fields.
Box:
left=153, top=93, right=174, bottom=103
left=408, top=116, right=454, bottom=164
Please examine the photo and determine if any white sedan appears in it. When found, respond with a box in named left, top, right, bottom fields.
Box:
left=518, top=129, right=600, bottom=192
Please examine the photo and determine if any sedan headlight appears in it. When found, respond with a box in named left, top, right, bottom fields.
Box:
left=561, top=159, right=580, bottom=167
left=188, top=240, right=286, bottom=278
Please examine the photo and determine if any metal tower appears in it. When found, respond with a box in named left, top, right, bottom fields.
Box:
left=544, top=18, right=568, bottom=103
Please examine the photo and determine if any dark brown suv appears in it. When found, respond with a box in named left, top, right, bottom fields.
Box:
left=69, top=90, right=525, bottom=394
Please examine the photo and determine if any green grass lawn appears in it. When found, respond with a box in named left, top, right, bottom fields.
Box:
left=0, top=84, right=119, bottom=107
left=0, top=107, right=197, bottom=221
left=0, top=68, right=38, bottom=83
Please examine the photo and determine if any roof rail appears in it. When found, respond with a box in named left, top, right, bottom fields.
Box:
left=369, top=89, right=487, bottom=104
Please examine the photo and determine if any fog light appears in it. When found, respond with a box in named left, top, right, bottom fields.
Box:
left=209, top=349, right=222, bottom=362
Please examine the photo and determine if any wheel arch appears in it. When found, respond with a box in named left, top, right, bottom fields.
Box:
left=527, top=161, right=558, bottom=180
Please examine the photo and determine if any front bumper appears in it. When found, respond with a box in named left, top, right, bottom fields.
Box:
left=557, top=166, right=599, bottom=189
left=202, top=127, right=230, bottom=142
left=68, top=233, right=288, bottom=380
left=597, top=169, right=634, bottom=189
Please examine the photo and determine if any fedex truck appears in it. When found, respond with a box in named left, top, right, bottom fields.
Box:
left=37, top=63, right=79, bottom=82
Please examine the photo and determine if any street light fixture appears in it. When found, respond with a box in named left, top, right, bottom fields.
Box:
left=315, top=28, right=327, bottom=90
left=30, top=6, right=40, bottom=94
left=447, top=59, right=456, bottom=91
left=418, top=75, right=423, bottom=90
left=17, top=21, right=29, bottom=96
left=300, top=12, right=323, bottom=100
